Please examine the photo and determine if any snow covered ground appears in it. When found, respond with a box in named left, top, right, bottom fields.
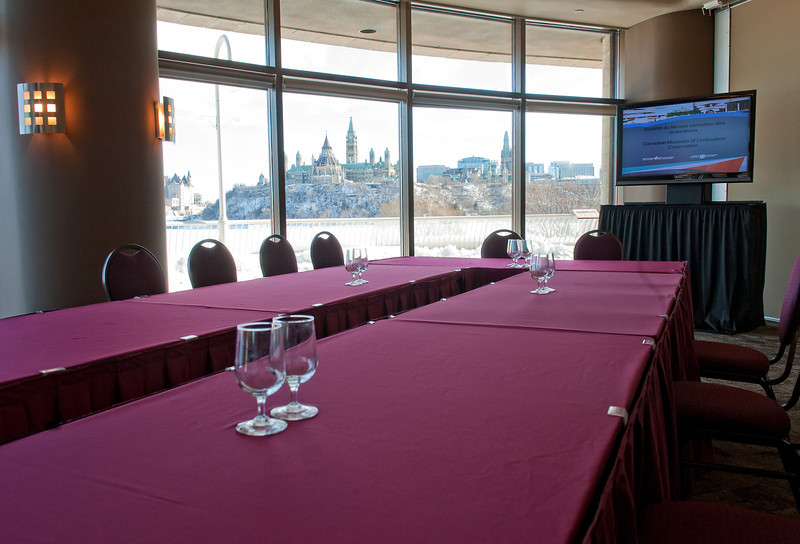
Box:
left=166, top=214, right=598, bottom=292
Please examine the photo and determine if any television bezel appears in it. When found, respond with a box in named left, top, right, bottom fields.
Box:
left=614, top=89, right=757, bottom=187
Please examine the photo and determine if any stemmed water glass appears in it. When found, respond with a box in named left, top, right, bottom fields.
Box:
left=542, top=252, right=556, bottom=293
left=233, top=321, right=287, bottom=436
left=270, top=315, right=319, bottom=421
left=519, top=240, right=532, bottom=268
left=356, top=248, right=369, bottom=284
left=529, top=253, right=549, bottom=295
left=507, top=239, right=522, bottom=268
left=345, top=248, right=361, bottom=286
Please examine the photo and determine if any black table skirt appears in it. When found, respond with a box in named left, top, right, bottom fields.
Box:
left=600, top=202, right=766, bottom=333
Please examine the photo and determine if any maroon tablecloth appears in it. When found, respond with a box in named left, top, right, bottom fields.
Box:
left=0, top=320, right=658, bottom=544
left=398, top=270, right=682, bottom=338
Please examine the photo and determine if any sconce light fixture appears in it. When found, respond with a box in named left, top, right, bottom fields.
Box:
left=17, top=82, right=65, bottom=134
left=155, top=96, right=175, bottom=142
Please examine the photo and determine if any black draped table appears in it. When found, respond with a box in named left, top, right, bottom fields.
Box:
left=600, top=201, right=766, bottom=333
left=0, top=260, right=696, bottom=544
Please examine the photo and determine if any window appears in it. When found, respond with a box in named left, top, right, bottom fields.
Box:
left=283, top=93, right=401, bottom=265
left=413, top=107, right=513, bottom=256
left=160, top=78, right=271, bottom=291
left=281, top=0, right=397, bottom=80
left=524, top=111, right=608, bottom=256
left=156, top=0, right=619, bottom=268
left=526, top=24, right=612, bottom=98
left=412, top=8, right=512, bottom=92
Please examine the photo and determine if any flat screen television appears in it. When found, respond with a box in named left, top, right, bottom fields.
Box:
left=615, top=90, right=756, bottom=186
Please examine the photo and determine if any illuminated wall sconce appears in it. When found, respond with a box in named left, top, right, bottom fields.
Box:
left=155, top=96, right=175, bottom=142
left=17, top=82, right=65, bottom=134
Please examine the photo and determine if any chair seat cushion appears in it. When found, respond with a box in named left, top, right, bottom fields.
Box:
left=639, top=501, right=800, bottom=544
left=673, top=381, right=790, bottom=438
left=695, top=340, right=770, bottom=379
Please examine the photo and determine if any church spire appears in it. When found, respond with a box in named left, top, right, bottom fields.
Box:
left=346, top=116, right=358, bottom=164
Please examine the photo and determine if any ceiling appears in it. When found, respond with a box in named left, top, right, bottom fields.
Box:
left=157, top=0, right=710, bottom=31
left=157, top=0, right=711, bottom=66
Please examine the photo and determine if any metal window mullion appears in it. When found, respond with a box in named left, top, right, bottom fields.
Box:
left=512, top=17, right=525, bottom=238
left=398, top=0, right=414, bottom=256
left=266, top=0, right=286, bottom=236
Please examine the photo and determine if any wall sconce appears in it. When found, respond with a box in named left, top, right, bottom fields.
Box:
left=155, top=96, right=175, bottom=142
left=17, top=83, right=65, bottom=134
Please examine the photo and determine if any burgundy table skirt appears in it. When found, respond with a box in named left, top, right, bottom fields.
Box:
left=0, top=320, right=662, bottom=544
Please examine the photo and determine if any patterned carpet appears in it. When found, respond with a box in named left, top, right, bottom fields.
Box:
left=689, top=322, right=800, bottom=519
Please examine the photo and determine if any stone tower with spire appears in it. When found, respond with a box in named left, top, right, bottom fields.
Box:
left=501, top=131, right=512, bottom=181
left=312, top=134, right=344, bottom=183
left=346, top=117, right=357, bottom=164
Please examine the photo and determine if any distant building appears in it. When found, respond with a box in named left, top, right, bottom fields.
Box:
left=417, top=164, right=447, bottom=182
left=164, top=171, right=196, bottom=213
left=287, top=120, right=397, bottom=184
left=500, top=131, right=512, bottom=182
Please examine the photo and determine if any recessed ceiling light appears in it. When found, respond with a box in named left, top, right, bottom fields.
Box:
left=575, top=9, right=584, bottom=13
left=360, top=28, right=377, bottom=34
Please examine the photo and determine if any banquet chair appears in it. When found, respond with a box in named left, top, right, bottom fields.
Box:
left=638, top=501, right=800, bottom=543
left=673, top=379, right=800, bottom=510
left=696, top=251, right=800, bottom=409
left=480, top=229, right=521, bottom=259
left=310, top=231, right=344, bottom=269
left=259, top=235, right=298, bottom=277
left=187, top=239, right=237, bottom=288
left=102, top=244, right=166, bottom=301
left=573, top=229, right=624, bottom=260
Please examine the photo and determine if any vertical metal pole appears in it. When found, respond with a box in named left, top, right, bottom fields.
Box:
left=214, top=35, right=231, bottom=244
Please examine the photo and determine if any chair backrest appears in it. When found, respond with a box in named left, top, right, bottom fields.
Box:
left=102, top=244, right=166, bottom=301
left=480, top=229, right=521, bottom=259
left=187, top=239, right=237, bottom=288
left=259, top=235, right=298, bottom=277
left=573, top=229, right=624, bottom=260
left=310, top=231, right=344, bottom=269
left=778, top=252, right=800, bottom=345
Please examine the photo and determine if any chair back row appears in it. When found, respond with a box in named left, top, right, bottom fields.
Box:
left=479, top=228, right=624, bottom=261
left=102, top=231, right=347, bottom=299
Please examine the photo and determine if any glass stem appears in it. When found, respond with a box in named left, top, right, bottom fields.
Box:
left=289, top=380, right=300, bottom=406
left=255, top=394, right=267, bottom=422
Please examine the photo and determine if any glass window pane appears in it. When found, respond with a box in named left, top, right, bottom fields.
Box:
left=526, top=25, right=612, bottom=98
left=281, top=0, right=397, bottom=80
left=160, top=78, right=271, bottom=291
left=524, top=112, right=608, bottom=258
left=283, top=93, right=401, bottom=267
left=412, top=9, right=512, bottom=92
left=413, top=107, right=513, bottom=256
left=157, top=3, right=266, bottom=65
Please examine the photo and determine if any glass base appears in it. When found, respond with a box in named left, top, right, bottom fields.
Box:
left=542, top=286, right=555, bottom=293
left=271, top=402, right=319, bottom=421
left=235, top=415, right=288, bottom=436
left=530, top=288, right=549, bottom=295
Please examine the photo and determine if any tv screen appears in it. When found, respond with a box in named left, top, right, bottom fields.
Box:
left=615, top=90, right=756, bottom=186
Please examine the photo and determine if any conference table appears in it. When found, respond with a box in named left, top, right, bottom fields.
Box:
left=0, top=256, right=695, bottom=543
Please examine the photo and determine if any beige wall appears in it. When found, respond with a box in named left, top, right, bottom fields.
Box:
left=619, top=9, right=714, bottom=203
left=727, top=0, right=800, bottom=318
left=0, top=1, right=165, bottom=317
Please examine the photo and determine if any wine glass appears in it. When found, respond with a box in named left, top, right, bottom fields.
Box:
left=356, top=248, right=369, bottom=284
left=543, top=252, right=556, bottom=293
left=518, top=239, right=532, bottom=268
left=529, top=253, right=549, bottom=294
left=345, top=248, right=361, bottom=286
left=233, top=321, right=287, bottom=436
left=270, top=315, right=319, bottom=421
left=507, top=239, right=522, bottom=267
